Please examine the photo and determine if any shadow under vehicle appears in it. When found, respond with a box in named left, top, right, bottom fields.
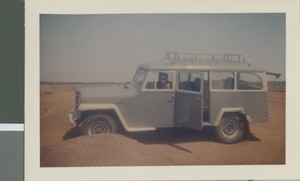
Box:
left=69, top=52, right=277, bottom=144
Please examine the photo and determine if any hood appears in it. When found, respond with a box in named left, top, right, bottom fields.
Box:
left=77, top=84, right=137, bottom=104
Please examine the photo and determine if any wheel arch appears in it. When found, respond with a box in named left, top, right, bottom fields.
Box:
left=77, top=104, right=125, bottom=131
left=213, top=108, right=252, bottom=126
left=79, top=109, right=124, bottom=132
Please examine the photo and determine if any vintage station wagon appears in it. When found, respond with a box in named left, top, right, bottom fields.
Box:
left=69, top=52, right=271, bottom=143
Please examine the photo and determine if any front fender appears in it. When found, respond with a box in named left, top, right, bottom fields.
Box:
left=78, top=103, right=156, bottom=132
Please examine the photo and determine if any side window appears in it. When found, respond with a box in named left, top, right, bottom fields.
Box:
left=144, top=71, right=173, bottom=90
left=237, top=73, right=263, bottom=90
left=211, top=72, right=234, bottom=90
left=178, top=72, right=208, bottom=92
left=178, top=72, right=200, bottom=92
left=190, top=73, right=202, bottom=92
left=145, top=71, right=156, bottom=89
left=157, top=72, right=173, bottom=89
left=178, top=72, right=192, bottom=91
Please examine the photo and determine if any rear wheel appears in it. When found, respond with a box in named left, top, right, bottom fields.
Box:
left=214, top=115, right=246, bottom=144
left=82, top=114, right=117, bottom=135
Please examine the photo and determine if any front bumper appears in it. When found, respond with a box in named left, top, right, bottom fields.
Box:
left=69, top=109, right=81, bottom=124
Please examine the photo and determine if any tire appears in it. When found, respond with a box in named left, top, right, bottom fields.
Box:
left=82, top=114, right=117, bottom=135
left=214, top=115, right=246, bottom=144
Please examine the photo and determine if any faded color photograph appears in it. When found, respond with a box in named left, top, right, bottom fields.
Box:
left=40, top=14, right=285, bottom=167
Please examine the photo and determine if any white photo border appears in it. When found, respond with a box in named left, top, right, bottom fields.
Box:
left=25, top=0, right=300, bottom=180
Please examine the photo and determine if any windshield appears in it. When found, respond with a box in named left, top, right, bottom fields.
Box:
left=133, top=67, right=140, bottom=82
left=133, top=68, right=147, bottom=86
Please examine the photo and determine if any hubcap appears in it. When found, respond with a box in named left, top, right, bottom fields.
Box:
left=88, top=121, right=111, bottom=135
left=222, top=119, right=239, bottom=138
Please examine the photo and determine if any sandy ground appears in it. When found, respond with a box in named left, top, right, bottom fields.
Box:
left=40, top=84, right=285, bottom=167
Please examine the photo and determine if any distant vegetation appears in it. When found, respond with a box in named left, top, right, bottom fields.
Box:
left=40, top=81, right=285, bottom=91
left=268, top=81, right=285, bottom=91
left=40, top=81, right=125, bottom=85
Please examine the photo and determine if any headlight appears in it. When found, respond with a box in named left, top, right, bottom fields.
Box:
left=75, top=90, right=80, bottom=110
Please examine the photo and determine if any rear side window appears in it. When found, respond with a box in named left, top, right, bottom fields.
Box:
left=237, top=73, right=263, bottom=90
left=211, top=72, right=234, bottom=90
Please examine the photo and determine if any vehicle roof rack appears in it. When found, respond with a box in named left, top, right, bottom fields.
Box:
left=163, top=52, right=248, bottom=64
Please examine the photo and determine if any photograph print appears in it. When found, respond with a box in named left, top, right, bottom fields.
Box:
left=39, top=13, right=285, bottom=167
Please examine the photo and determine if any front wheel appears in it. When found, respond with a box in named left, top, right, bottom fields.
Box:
left=214, top=115, right=246, bottom=144
left=82, top=114, right=117, bottom=135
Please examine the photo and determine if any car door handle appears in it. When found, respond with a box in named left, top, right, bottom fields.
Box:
left=195, top=96, right=202, bottom=101
left=168, top=95, right=174, bottom=102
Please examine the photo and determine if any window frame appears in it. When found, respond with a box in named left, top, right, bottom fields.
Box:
left=210, top=71, right=267, bottom=92
left=141, top=70, right=176, bottom=92
left=176, top=71, right=207, bottom=94
left=210, top=71, right=236, bottom=92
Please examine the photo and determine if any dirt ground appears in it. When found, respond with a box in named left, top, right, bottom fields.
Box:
left=40, top=84, right=285, bottom=167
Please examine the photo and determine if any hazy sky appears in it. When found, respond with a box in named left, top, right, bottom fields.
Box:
left=40, top=14, right=285, bottom=82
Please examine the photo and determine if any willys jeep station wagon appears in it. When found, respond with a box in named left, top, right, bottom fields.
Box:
left=69, top=52, right=272, bottom=143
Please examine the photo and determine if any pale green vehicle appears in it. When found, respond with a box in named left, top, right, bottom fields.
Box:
left=69, top=52, right=273, bottom=143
